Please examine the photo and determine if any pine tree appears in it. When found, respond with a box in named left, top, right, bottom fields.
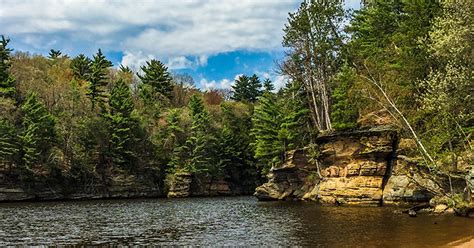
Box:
left=231, top=75, right=250, bottom=102
left=0, top=119, right=18, bottom=165
left=87, top=49, right=112, bottom=109
left=279, top=80, right=313, bottom=149
left=231, top=74, right=262, bottom=102
left=48, top=49, right=62, bottom=60
left=251, top=92, right=283, bottom=174
left=248, top=74, right=262, bottom=102
left=330, top=64, right=358, bottom=131
left=0, top=35, right=16, bottom=99
left=20, top=92, right=56, bottom=169
left=70, top=54, right=92, bottom=80
left=137, top=59, right=173, bottom=100
left=171, top=94, right=215, bottom=173
left=105, top=79, right=137, bottom=169
left=263, top=78, right=274, bottom=93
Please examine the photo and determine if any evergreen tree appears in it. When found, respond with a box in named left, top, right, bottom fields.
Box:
left=0, top=119, right=18, bottom=165
left=330, top=64, right=358, bottom=131
left=70, top=54, right=92, bottom=80
left=0, top=35, right=15, bottom=99
left=279, top=80, right=313, bottom=149
left=137, top=59, right=173, bottom=100
left=231, top=75, right=250, bottom=102
left=231, top=74, right=262, bottom=102
left=48, top=49, right=62, bottom=60
left=263, top=78, right=274, bottom=93
left=248, top=74, right=262, bottom=102
left=171, top=94, right=215, bottom=173
left=87, top=49, right=112, bottom=109
left=251, top=92, right=283, bottom=174
left=20, top=92, right=56, bottom=170
left=105, top=79, right=137, bottom=169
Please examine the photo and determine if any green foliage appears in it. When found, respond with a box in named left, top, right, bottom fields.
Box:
left=251, top=92, right=283, bottom=174
left=348, top=0, right=439, bottom=108
left=20, top=92, right=56, bottom=169
left=169, top=94, right=217, bottom=174
left=0, top=35, right=16, bottom=99
left=48, top=49, right=62, bottom=60
left=138, top=59, right=173, bottom=100
left=231, top=74, right=262, bottom=102
left=279, top=80, right=313, bottom=148
left=0, top=119, right=18, bottom=164
left=87, top=49, right=112, bottom=109
left=104, top=79, right=138, bottom=169
left=418, top=0, right=473, bottom=162
left=70, top=54, right=92, bottom=80
left=263, top=78, right=274, bottom=93
left=330, top=64, right=358, bottom=131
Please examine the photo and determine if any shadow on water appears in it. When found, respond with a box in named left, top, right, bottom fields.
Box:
left=0, top=196, right=473, bottom=246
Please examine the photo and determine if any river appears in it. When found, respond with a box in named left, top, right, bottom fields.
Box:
left=0, top=196, right=472, bottom=246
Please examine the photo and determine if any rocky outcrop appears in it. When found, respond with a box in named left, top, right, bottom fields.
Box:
left=0, top=173, right=163, bottom=202
left=255, top=127, right=446, bottom=205
left=167, top=172, right=193, bottom=198
left=166, top=172, right=250, bottom=198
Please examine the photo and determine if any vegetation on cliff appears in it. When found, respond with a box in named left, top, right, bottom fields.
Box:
left=0, top=0, right=471, bottom=199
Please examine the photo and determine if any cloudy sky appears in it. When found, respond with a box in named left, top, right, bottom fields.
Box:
left=0, top=0, right=360, bottom=89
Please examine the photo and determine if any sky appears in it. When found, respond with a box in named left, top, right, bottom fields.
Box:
left=0, top=0, right=360, bottom=90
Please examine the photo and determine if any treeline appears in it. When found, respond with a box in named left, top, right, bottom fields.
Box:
left=0, top=0, right=472, bottom=189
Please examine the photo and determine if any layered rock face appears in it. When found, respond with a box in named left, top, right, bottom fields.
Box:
left=255, top=127, right=442, bottom=205
left=0, top=173, right=163, bottom=202
left=167, top=172, right=255, bottom=198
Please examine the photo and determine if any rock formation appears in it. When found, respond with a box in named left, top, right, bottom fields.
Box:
left=255, top=126, right=451, bottom=205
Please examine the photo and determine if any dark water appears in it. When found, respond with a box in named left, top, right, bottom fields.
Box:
left=0, top=196, right=473, bottom=246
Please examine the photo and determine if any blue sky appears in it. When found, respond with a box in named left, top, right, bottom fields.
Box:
left=1, top=0, right=360, bottom=89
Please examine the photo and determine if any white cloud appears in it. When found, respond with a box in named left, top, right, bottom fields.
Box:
left=167, top=56, right=194, bottom=70
left=1, top=0, right=298, bottom=69
left=199, top=77, right=234, bottom=90
left=272, top=75, right=289, bottom=90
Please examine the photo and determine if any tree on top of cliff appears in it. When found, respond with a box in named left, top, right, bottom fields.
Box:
left=104, top=78, right=138, bottom=169
left=251, top=91, right=283, bottom=174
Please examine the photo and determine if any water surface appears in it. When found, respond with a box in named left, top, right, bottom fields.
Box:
left=0, top=196, right=472, bottom=246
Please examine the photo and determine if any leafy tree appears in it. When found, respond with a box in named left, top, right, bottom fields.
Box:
left=0, top=35, right=15, bottom=99
left=251, top=92, right=283, bottom=174
left=20, top=92, right=56, bottom=170
left=419, top=0, right=473, bottom=164
left=87, top=49, right=112, bottom=109
left=138, top=59, right=173, bottom=100
left=330, top=64, right=358, bottom=131
left=70, top=54, right=92, bottom=80
left=104, top=79, right=138, bottom=169
left=282, top=0, right=346, bottom=131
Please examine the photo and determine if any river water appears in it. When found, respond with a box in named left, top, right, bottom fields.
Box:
left=0, top=196, right=472, bottom=246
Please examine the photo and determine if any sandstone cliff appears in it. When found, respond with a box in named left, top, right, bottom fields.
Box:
left=255, top=127, right=456, bottom=205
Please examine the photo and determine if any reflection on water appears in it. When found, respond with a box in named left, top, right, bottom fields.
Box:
left=0, top=196, right=472, bottom=246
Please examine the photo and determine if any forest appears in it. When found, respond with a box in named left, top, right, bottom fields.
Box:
left=0, top=0, right=472, bottom=201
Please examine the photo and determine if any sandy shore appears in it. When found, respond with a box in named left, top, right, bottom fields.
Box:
left=447, top=236, right=474, bottom=247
